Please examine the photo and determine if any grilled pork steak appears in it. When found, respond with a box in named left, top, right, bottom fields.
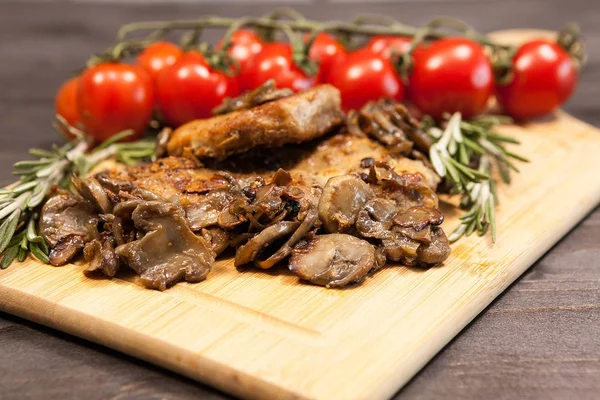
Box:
left=167, top=84, right=343, bottom=160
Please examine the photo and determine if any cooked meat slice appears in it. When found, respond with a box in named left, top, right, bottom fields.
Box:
left=289, top=234, right=376, bottom=287
left=167, top=84, right=343, bottom=159
left=213, top=79, right=294, bottom=115
left=209, top=133, right=440, bottom=189
left=115, top=200, right=215, bottom=290
left=318, top=175, right=375, bottom=233
left=39, top=192, right=99, bottom=247
left=417, top=227, right=451, bottom=265
left=83, top=234, right=119, bottom=277
left=48, top=235, right=85, bottom=266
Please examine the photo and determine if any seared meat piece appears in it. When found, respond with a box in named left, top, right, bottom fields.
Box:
left=167, top=84, right=343, bottom=160
left=39, top=191, right=100, bottom=266
left=290, top=234, right=376, bottom=287
left=210, top=133, right=440, bottom=189
left=115, top=200, right=215, bottom=291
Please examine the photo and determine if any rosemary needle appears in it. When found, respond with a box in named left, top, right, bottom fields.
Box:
left=426, top=112, right=527, bottom=243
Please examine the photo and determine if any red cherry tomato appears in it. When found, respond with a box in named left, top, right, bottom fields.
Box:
left=408, top=38, right=493, bottom=118
left=136, top=41, right=183, bottom=84
left=366, top=35, right=412, bottom=59
left=216, top=29, right=264, bottom=74
left=329, top=49, right=404, bottom=111
left=496, top=40, right=577, bottom=120
left=78, top=63, right=154, bottom=142
left=55, top=76, right=81, bottom=139
left=306, top=32, right=346, bottom=83
left=156, top=52, right=240, bottom=127
left=241, top=42, right=315, bottom=92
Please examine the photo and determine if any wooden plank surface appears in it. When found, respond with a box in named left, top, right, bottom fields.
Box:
left=1, top=108, right=599, bottom=400
left=0, top=2, right=599, bottom=400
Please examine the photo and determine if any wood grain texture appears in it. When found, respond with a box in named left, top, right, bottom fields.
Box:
left=0, top=2, right=599, bottom=400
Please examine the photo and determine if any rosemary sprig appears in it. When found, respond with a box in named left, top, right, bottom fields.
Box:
left=0, top=120, right=155, bottom=268
left=426, top=113, right=528, bottom=243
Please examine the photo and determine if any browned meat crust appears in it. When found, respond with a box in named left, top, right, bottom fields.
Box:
left=167, top=84, right=343, bottom=160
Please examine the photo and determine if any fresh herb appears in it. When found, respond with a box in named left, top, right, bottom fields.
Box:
left=0, top=118, right=155, bottom=268
left=426, top=113, right=528, bottom=243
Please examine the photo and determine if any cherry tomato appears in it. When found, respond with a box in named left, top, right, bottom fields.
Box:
left=216, top=29, right=264, bottom=74
left=329, top=49, right=404, bottom=111
left=156, top=52, right=239, bottom=127
left=366, top=35, right=412, bottom=59
left=55, top=77, right=81, bottom=139
left=496, top=40, right=577, bottom=120
left=408, top=38, right=493, bottom=118
left=136, top=41, right=183, bottom=83
left=78, top=63, right=154, bottom=142
left=241, top=42, right=315, bottom=92
left=306, top=32, right=346, bottom=83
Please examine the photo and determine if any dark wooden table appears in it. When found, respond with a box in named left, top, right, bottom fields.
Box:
left=1, top=1, right=598, bottom=399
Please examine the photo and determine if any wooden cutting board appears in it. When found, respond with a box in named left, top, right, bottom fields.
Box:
left=1, top=30, right=599, bottom=400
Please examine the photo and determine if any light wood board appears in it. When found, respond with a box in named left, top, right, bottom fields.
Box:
left=1, top=30, right=600, bottom=400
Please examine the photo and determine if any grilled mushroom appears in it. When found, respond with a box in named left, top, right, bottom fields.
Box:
left=290, top=234, right=376, bottom=287
left=416, top=227, right=451, bottom=265
left=48, top=234, right=85, bottom=267
left=40, top=192, right=100, bottom=266
left=234, top=221, right=301, bottom=268
left=355, top=198, right=397, bottom=239
left=73, top=175, right=113, bottom=213
left=83, top=233, right=119, bottom=277
left=318, top=175, right=375, bottom=233
left=115, top=200, right=215, bottom=291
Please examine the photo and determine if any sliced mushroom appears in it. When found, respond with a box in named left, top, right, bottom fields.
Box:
left=381, top=234, right=421, bottom=264
left=115, top=200, right=215, bottom=291
left=234, top=221, right=300, bottom=268
left=200, top=227, right=230, bottom=256
left=187, top=191, right=233, bottom=231
left=355, top=198, right=397, bottom=239
left=254, top=205, right=319, bottom=269
left=416, top=227, right=451, bottom=265
left=95, top=171, right=135, bottom=194
left=318, top=175, right=375, bottom=233
left=39, top=192, right=99, bottom=248
left=393, top=206, right=444, bottom=231
left=289, top=234, right=376, bottom=287
left=73, top=176, right=113, bottom=213
left=83, top=234, right=119, bottom=277
left=48, top=234, right=85, bottom=266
